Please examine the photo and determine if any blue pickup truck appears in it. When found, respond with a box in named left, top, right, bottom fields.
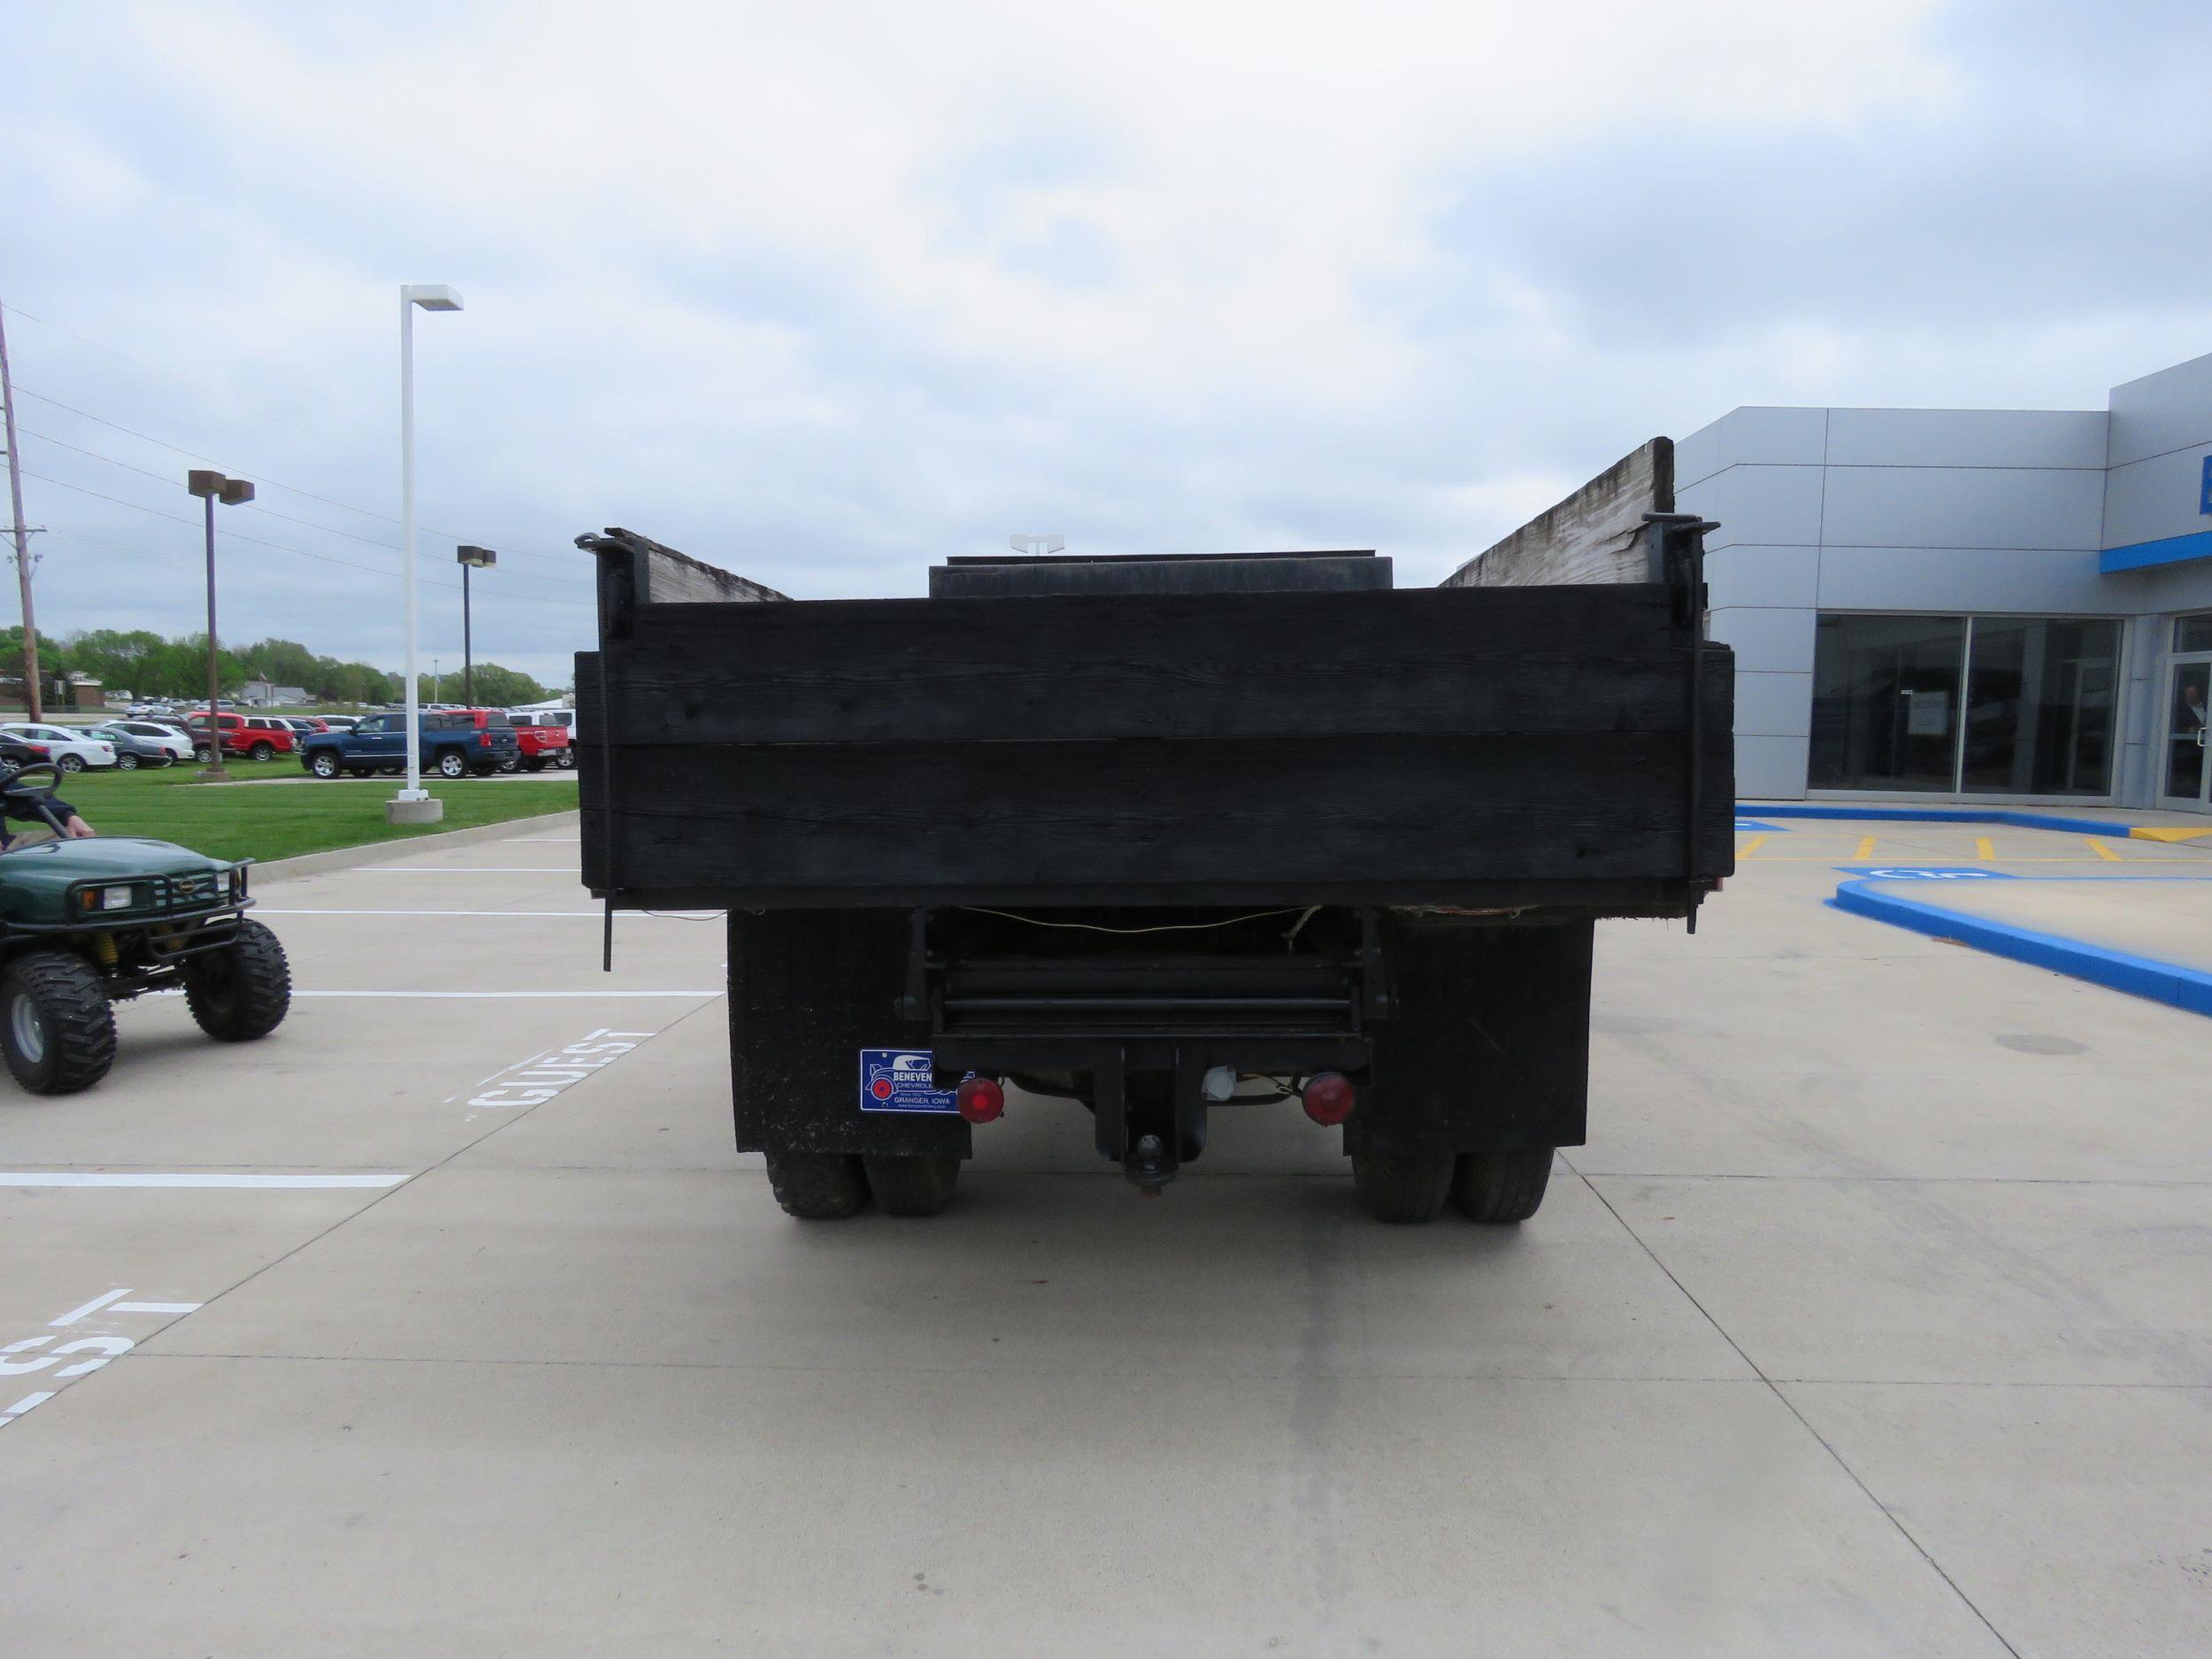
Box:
left=298, top=710, right=520, bottom=780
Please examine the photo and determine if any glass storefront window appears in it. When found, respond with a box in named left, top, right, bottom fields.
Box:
left=1960, top=619, right=2119, bottom=795
left=1808, top=615, right=1966, bottom=791
left=2177, top=614, right=2212, bottom=654
left=1810, top=613, right=2121, bottom=796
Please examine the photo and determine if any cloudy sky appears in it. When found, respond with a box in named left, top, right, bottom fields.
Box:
left=4, top=0, right=2209, bottom=689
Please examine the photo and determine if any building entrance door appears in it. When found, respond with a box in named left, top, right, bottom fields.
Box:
left=2161, top=657, right=2212, bottom=810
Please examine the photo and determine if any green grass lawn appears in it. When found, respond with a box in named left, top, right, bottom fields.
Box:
left=47, top=759, right=578, bottom=864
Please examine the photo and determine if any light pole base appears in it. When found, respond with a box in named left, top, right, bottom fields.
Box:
left=385, top=796, right=444, bottom=826
left=196, top=765, right=233, bottom=784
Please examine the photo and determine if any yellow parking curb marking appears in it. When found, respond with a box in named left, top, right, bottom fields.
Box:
left=2130, top=826, right=2212, bottom=843
left=1855, top=835, right=1877, bottom=858
left=1974, top=837, right=1995, bottom=861
left=2086, top=838, right=2122, bottom=861
left=1736, top=833, right=1769, bottom=858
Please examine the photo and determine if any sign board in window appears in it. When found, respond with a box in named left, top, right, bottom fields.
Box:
left=1903, top=688, right=1950, bottom=737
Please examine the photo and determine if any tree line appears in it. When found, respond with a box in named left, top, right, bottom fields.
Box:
left=0, top=627, right=551, bottom=709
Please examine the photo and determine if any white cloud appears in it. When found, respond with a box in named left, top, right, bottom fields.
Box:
left=0, top=0, right=2202, bottom=687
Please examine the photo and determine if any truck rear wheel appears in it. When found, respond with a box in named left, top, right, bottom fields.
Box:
left=862, top=1154, right=961, bottom=1217
left=183, top=919, right=292, bottom=1041
left=765, top=1151, right=868, bottom=1219
left=1452, top=1149, right=1554, bottom=1223
left=1350, top=1152, right=1455, bottom=1224
left=0, top=950, right=117, bottom=1094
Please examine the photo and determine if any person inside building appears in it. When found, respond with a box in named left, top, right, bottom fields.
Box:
left=0, top=735, right=96, bottom=850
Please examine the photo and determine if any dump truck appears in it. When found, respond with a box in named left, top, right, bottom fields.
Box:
left=576, top=438, right=1732, bottom=1225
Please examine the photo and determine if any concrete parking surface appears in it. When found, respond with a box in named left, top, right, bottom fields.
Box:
left=3, top=810, right=2209, bottom=1655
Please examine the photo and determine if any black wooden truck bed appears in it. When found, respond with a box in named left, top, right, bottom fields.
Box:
left=577, top=461, right=1732, bottom=1225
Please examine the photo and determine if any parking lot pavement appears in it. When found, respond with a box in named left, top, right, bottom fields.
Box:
left=4, top=809, right=2209, bottom=1655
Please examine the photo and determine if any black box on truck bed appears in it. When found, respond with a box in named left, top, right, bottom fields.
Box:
left=577, top=446, right=1732, bottom=1226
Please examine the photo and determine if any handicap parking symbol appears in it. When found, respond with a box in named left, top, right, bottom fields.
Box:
left=1837, top=866, right=2016, bottom=879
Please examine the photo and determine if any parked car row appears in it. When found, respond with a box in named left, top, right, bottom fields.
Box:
left=0, top=705, right=574, bottom=779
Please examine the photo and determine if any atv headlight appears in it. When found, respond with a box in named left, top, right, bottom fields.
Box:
left=81, top=885, right=135, bottom=913
left=229, top=866, right=247, bottom=900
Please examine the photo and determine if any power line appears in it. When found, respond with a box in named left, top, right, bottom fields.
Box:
left=16, top=468, right=588, bottom=611
left=1, top=306, right=209, bottom=390
left=14, top=426, right=589, bottom=587
left=9, top=381, right=581, bottom=571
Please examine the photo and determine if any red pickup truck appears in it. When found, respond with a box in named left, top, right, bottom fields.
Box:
left=507, top=712, right=574, bottom=772
left=185, top=711, right=298, bottom=762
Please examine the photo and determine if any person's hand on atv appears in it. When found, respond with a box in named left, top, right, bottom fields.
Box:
left=60, top=815, right=94, bottom=839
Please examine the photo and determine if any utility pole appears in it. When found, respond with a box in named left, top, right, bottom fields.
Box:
left=0, top=301, right=44, bottom=722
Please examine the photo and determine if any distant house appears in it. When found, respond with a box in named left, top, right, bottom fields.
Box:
left=60, top=673, right=104, bottom=710
left=236, top=680, right=311, bottom=707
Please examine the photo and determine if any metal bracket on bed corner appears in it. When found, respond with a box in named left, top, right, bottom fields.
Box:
left=1358, top=908, right=1391, bottom=1019
left=1644, top=513, right=1721, bottom=933
left=900, top=908, right=931, bottom=1021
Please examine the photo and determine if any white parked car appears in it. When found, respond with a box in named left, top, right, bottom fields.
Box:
left=100, top=720, right=196, bottom=762
left=0, top=723, right=119, bottom=773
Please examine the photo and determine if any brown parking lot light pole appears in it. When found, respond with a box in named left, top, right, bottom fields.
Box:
left=186, top=469, right=255, bottom=781
left=457, top=545, right=495, bottom=707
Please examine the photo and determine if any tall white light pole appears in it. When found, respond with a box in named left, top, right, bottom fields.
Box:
left=390, top=282, right=462, bottom=826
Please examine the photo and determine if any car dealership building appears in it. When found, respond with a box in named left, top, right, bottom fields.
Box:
left=1675, top=349, right=2212, bottom=812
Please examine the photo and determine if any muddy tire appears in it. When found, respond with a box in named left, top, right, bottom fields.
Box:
left=0, top=950, right=117, bottom=1094
left=1451, top=1148, right=1554, bottom=1224
left=182, top=918, right=292, bottom=1041
left=862, top=1154, right=961, bottom=1217
left=765, top=1151, right=869, bottom=1219
left=1350, top=1152, right=1455, bottom=1224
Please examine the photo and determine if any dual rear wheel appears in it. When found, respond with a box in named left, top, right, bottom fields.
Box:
left=765, top=1151, right=963, bottom=1219
left=765, top=1146, right=1549, bottom=1225
left=1349, top=1148, right=1553, bottom=1225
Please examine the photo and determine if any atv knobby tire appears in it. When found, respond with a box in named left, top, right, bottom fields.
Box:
left=0, top=949, right=117, bottom=1094
left=765, top=1151, right=869, bottom=1219
left=183, top=918, right=292, bottom=1041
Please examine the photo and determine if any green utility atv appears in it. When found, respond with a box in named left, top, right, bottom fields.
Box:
left=0, top=763, right=290, bottom=1094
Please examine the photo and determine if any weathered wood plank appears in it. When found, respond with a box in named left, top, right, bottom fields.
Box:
left=928, top=555, right=1392, bottom=597
left=1441, top=438, right=1674, bottom=588
left=602, top=585, right=1698, bottom=746
left=588, top=725, right=1733, bottom=902
left=580, top=526, right=787, bottom=644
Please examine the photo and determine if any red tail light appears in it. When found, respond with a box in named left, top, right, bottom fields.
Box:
left=1301, top=1072, right=1356, bottom=1126
left=478, top=732, right=490, bottom=747
left=955, top=1076, right=1004, bottom=1124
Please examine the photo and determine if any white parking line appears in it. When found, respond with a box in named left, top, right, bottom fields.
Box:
left=293, top=990, right=718, bottom=999
left=504, top=836, right=580, bottom=843
left=342, top=867, right=575, bottom=875
left=0, top=1172, right=411, bottom=1189
left=257, top=908, right=718, bottom=919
